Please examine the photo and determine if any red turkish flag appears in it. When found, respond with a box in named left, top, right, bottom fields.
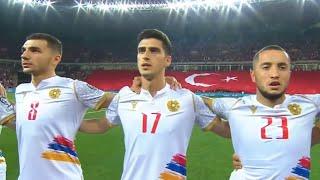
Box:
left=86, top=70, right=320, bottom=94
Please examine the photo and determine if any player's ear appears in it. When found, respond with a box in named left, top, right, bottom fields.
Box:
left=165, top=55, right=172, bottom=67
left=250, top=69, right=256, bottom=83
left=52, top=54, right=61, bottom=66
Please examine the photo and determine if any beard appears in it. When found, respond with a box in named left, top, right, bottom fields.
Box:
left=258, top=88, right=285, bottom=101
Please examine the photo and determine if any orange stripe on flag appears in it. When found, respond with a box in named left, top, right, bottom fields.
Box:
left=42, top=151, right=80, bottom=165
left=159, top=171, right=185, bottom=180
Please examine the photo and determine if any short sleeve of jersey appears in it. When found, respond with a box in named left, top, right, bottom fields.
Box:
left=212, top=97, right=238, bottom=121
left=106, top=94, right=121, bottom=125
left=304, top=94, right=320, bottom=114
left=193, top=94, right=217, bottom=129
left=74, top=80, right=105, bottom=109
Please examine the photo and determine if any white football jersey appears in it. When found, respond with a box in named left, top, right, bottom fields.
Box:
left=15, top=76, right=106, bottom=180
left=106, top=85, right=216, bottom=180
left=213, top=94, right=320, bottom=180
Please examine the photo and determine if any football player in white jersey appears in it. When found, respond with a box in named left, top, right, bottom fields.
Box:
left=92, top=29, right=229, bottom=180
left=1, top=33, right=114, bottom=180
left=204, top=45, right=320, bottom=180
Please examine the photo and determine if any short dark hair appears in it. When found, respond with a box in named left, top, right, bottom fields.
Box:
left=137, top=29, right=172, bottom=55
left=253, top=45, right=290, bottom=69
left=26, top=33, right=62, bottom=55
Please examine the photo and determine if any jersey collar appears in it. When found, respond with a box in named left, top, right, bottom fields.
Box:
left=32, top=75, right=60, bottom=89
left=252, top=94, right=288, bottom=109
left=140, top=84, right=170, bottom=98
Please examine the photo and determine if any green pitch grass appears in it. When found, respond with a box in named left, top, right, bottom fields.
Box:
left=1, top=93, right=319, bottom=179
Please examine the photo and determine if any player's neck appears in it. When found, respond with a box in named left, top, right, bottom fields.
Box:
left=141, top=75, right=166, bottom=97
left=256, top=93, right=286, bottom=108
left=31, top=71, right=56, bottom=87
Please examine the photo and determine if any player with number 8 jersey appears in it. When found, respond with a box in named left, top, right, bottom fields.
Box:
left=14, top=33, right=114, bottom=180
left=15, top=77, right=107, bottom=180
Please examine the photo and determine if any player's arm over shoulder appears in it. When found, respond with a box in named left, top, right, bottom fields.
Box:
left=79, top=91, right=122, bottom=134
left=192, top=94, right=231, bottom=138
left=73, top=80, right=115, bottom=110
left=79, top=118, right=113, bottom=134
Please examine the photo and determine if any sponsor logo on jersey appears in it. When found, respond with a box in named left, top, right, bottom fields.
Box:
left=42, top=135, right=80, bottom=165
left=291, top=156, right=310, bottom=179
left=249, top=105, right=257, bottom=114
left=288, top=103, right=302, bottom=115
left=167, top=100, right=180, bottom=112
left=159, top=153, right=186, bottom=180
left=131, top=101, right=138, bottom=110
left=49, top=89, right=61, bottom=99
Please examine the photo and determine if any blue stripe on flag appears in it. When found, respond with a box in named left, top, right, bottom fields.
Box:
left=48, top=143, right=78, bottom=157
left=292, top=166, right=310, bottom=178
left=166, top=162, right=186, bottom=176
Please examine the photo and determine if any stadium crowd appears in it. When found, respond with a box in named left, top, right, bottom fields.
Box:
left=0, top=64, right=17, bottom=89
left=0, top=39, right=319, bottom=63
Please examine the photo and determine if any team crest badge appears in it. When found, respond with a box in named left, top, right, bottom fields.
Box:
left=250, top=105, right=257, bottom=114
left=167, top=99, right=180, bottom=112
left=49, top=89, right=61, bottom=99
left=131, top=101, right=138, bottom=110
left=288, top=103, right=301, bottom=115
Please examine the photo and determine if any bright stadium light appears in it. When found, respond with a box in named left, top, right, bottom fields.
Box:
left=21, top=0, right=33, bottom=3
left=16, top=0, right=33, bottom=5
left=97, top=2, right=110, bottom=11
left=117, top=3, right=130, bottom=11
left=85, top=2, right=94, bottom=9
left=75, top=0, right=84, bottom=9
left=44, top=0, right=54, bottom=7
left=10, top=0, right=286, bottom=12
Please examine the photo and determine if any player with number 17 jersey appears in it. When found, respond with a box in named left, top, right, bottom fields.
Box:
left=15, top=76, right=107, bottom=180
left=212, top=94, right=320, bottom=180
left=106, top=85, right=217, bottom=180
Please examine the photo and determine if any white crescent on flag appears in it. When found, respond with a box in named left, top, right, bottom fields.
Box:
left=185, top=73, right=219, bottom=87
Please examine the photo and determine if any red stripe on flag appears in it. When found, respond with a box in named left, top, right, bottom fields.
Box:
left=299, top=157, right=311, bottom=169
left=172, top=154, right=186, bottom=166
left=54, top=136, right=75, bottom=151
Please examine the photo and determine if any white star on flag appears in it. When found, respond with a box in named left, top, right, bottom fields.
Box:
left=222, top=76, right=238, bottom=82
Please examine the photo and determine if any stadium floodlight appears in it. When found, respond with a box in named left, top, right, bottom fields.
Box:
left=44, top=0, right=54, bottom=7
left=16, top=0, right=33, bottom=5
left=85, top=2, right=94, bottom=9
left=97, top=2, right=110, bottom=11
left=11, top=0, right=283, bottom=12
left=116, top=3, right=130, bottom=11
left=21, top=0, right=33, bottom=3
left=74, top=0, right=84, bottom=9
